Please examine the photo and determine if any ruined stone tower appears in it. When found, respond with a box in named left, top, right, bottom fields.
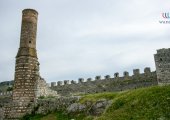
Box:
left=4, top=9, right=57, bottom=119
left=4, top=9, right=40, bottom=119
left=154, top=48, right=170, bottom=85
left=12, top=9, right=39, bottom=103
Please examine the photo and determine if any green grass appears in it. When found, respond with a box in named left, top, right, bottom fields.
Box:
left=22, top=111, right=88, bottom=120
left=23, top=85, right=170, bottom=120
left=79, top=92, right=118, bottom=103
left=95, top=85, right=170, bottom=120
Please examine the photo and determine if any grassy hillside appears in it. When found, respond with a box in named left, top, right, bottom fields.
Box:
left=24, top=85, right=170, bottom=120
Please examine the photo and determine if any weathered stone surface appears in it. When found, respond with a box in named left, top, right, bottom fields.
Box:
left=67, top=103, right=86, bottom=113
left=13, top=8, right=39, bottom=104
left=36, top=97, right=79, bottom=115
left=25, top=98, right=112, bottom=117
left=0, top=107, right=5, bottom=120
left=154, top=48, right=170, bottom=85
left=30, top=98, right=112, bottom=117
left=36, top=78, right=58, bottom=98
left=51, top=70, right=157, bottom=96
left=89, top=99, right=112, bottom=116
left=4, top=9, right=40, bottom=119
left=3, top=9, right=58, bottom=120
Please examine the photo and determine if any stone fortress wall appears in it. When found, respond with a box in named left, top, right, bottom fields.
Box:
left=50, top=67, right=158, bottom=96
left=36, top=77, right=58, bottom=97
left=0, top=67, right=161, bottom=97
left=0, top=67, right=157, bottom=97
left=0, top=67, right=158, bottom=97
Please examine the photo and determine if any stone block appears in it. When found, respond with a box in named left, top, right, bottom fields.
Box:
left=114, top=72, right=119, bottom=78
left=95, top=76, right=101, bottom=80
left=105, top=75, right=110, bottom=79
left=78, top=78, right=84, bottom=83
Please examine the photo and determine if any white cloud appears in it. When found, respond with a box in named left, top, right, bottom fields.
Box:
left=0, top=0, right=170, bottom=82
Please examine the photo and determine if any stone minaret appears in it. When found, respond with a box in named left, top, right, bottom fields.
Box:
left=154, top=48, right=170, bottom=85
left=4, top=9, right=57, bottom=119
left=12, top=9, right=40, bottom=103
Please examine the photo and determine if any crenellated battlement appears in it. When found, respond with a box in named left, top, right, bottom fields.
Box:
left=133, top=69, right=140, bottom=76
left=64, top=80, right=70, bottom=85
left=78, top=78, right=84, bottom=83
left=0, top=91, right=12, bottom=96
left=105, top=75, right=111, bottom=79
left=87, top=78, right=92, bottom=81
left=50, top=67, right=157, bottom=96
left=156, top=48, right=170, bottom=54
left=49, top=67, right=157, bottom=96
left=50, top=67, right=154, bottom=87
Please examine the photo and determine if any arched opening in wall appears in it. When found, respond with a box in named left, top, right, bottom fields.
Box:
left=29, top=41, right=31, bottom=44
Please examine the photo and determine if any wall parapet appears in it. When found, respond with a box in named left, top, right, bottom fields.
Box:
left=0, top=91, right=12, bottom=96
left=50, top=67, right=156, bottom=87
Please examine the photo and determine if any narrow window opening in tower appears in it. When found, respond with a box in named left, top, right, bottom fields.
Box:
left=29, top=41, right=31, bottom=43
left=160, top=58, right=163, bottom=61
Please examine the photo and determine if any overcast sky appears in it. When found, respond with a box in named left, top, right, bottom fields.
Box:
left=0, top=0, right=170, bottom=83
